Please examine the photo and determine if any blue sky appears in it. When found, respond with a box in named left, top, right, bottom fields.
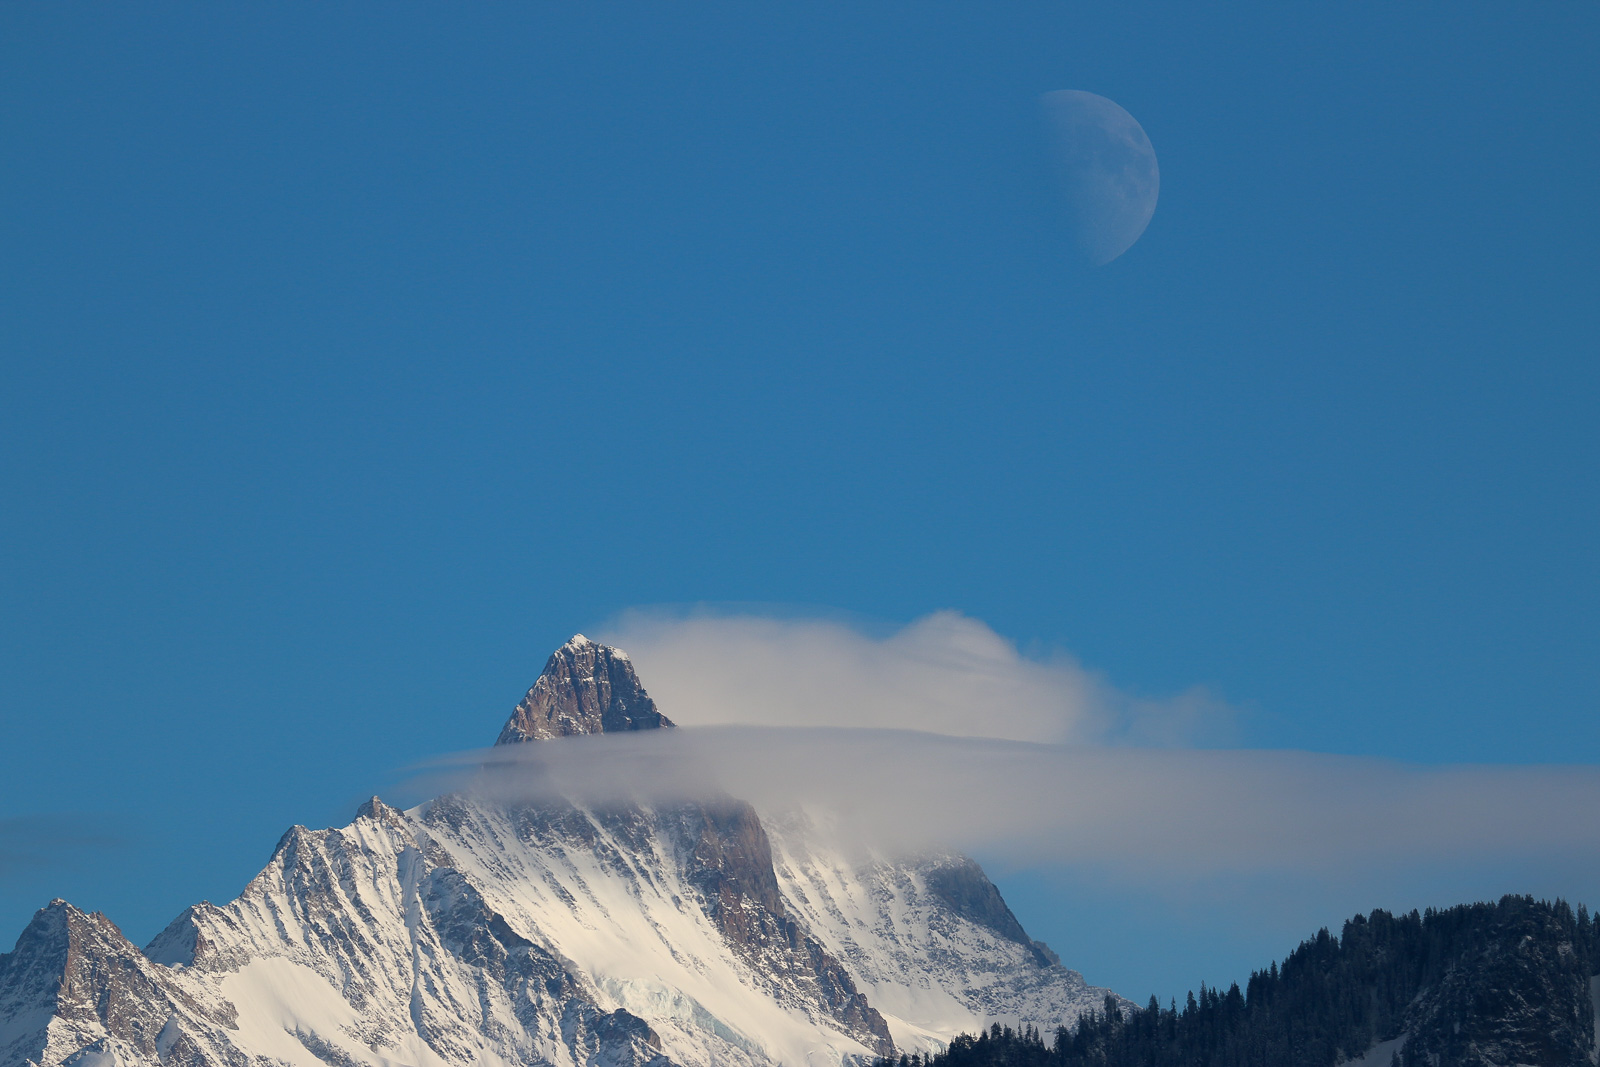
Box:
left=2, top=4, right=1597, bottom=1001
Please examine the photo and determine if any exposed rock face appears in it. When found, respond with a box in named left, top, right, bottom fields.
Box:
left=666, top=800, right=893, bottom=1056
left=923, top=857, right=1057, bottom=967
left=0, top=900, right=246, bottom=1067
left=497, top=635, right=674, bottom=744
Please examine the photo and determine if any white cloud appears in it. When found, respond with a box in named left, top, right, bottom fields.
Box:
left=424, top=726, right=1600, bottom=884
left=599, top=609, right=1232, bottom=746
left=404, top=609, right=1600, bottom=897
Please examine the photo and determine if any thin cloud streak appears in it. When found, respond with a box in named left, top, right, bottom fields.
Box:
left=600, top=609, right=1235, bottom=746
left=395, top=610, right=1600, bottom=897
left=412, top=727, right=1600, bottom=883
left=0, top=815, right=122, bottom=882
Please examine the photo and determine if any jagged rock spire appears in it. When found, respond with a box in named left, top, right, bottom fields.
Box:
left=0, top=899, right=240, bottom=1066
left=495, top=634, right=675, bottom=745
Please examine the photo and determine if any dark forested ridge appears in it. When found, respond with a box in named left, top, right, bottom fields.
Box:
left=875, top=896, right=1600, bottom=1067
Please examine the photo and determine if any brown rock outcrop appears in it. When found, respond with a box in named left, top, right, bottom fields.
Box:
left=496, top=635, right=675, bottom=744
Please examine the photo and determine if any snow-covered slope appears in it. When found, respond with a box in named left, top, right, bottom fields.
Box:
left=765, top=811, right=1110, bottom=1052
left=0, top=899, right=246, bottom=1067
left=0, top=635, right=1118, bottom=1067
left=141, top=794, right=673, bottom=1067
left=413, top=793, right=891, bottom=1067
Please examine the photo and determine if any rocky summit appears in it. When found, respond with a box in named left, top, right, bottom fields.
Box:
left=0, top=636, right=1111, bottom=1067
left=496, top=636, right=676, bottom=744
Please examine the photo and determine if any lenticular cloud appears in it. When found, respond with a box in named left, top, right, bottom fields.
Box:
left=402, top=610, right=1600, bottom=900
left=413, top=726, right=1600, bottom=885
left=601, top=609, right=1232, bottom=746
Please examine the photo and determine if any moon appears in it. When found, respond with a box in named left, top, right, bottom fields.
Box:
left=1041, top=90, right=1159, bottom=266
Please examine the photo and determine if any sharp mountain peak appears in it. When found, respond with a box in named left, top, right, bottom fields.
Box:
left=495, top=634, right=676, bottom=745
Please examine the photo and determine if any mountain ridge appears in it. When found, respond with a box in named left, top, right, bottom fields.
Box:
left=496, top=636, right=675, bottom=745
left=0, top=636, right=1110, bottom=1067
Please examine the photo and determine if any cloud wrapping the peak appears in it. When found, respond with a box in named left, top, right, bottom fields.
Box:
left=419, top=726, right=1600, bottom=890
left=401, top=608, right=1600, bottom=906
left=600, top=609, right=1231, bottom=745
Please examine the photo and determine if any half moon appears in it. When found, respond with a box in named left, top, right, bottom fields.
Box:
left=1041, top=90, right=1160, bottom=266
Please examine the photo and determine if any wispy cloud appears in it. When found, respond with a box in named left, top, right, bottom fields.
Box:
left=418, top=726, right=1600, bottom=886
left=395, top=608, right=1600, bottom=896
left=396, top=609, right=1600, bottom=910
left=600, top=609, right=1235, bottom=746
left=0, top=815, right=122, bottom=882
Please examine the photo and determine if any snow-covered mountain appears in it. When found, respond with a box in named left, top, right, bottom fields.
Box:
left=0, top=636, right=1117, bottom=1067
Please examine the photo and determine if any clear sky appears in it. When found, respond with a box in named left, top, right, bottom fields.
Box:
left=2, top=4, right=1597, bottom=1002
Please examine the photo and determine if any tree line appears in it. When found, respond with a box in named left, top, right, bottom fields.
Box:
left=872, top=896, right=1599, bottom=1067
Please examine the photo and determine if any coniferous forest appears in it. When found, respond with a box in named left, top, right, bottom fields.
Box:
left=874, top=896, right=1600, bottom=1067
